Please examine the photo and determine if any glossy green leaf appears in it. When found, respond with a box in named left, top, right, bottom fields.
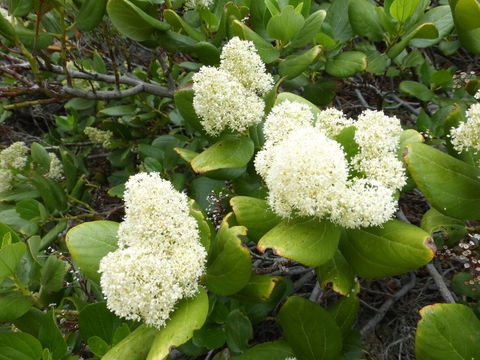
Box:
left=404, top=143, right=480, bottom=220
left=410, top=6, right=454, bottom=48
left=65, top=221, right=119, bottom=282
left=30, top=174, right=67, bottom=213
left=324, top=0, right=353, bottom=41
left=416, top=303, right=480, bottom=359
left=325, top=51, right=368, bottom=78
left=15, top=199, right=47, bottom=221
left=76, top=0, right=107, bottom=31
left=225, top=310, right=253, bottom=353
left=278, top=296, right=342, bottom=360
left=290, top=10, right=326, bottom=49
left=9, top=0, right=34, bottom=16
left=348, top=0, right=384, bottom=41
left=267, top=5, right=304, bottom=42
left=79, top=302, right=122, bottom=343
left=420, top=208, right=467, bottom=245
left=0, top=332, right=43, bottom=360
left=388, top=23, right=439, bottom=58
left=451, top=0, right=480, bottom=53
left=0, top=242, right=26, bottom=283
left=328, top=296, right=359, bottom=335
left=233, top=340, right=294, bottom=360
left=163, top=9, right=205, bottom=41
left=279, top=45, right=322, bottom=79
left=230, top=196, right=281, bottom=242
left=390, top=0, right=420, bottom=23
left=399, top=81, right=435, bottom=101
left=341, top=220, right=436, bottom=278
left=146, top=288, right=209, bottom=359
left=191, top=137, right=254, bottom=174
left=40, top=255, right=68, bottom=294
left=234, top=275, right=283, bottom=303
left=231, top=20, right=280, bottom=63
left=258, top=218, right=340, bottom=267
left=206, top=215, right=251, bottom=296
left=106, top=0, right=169, bottom=41
left=38, top=310, right=67, bottom=360
left=0, top=292, right=32, bottom=322
left=0, top=11, right=15, bottom=41
left=316, top=249, right=357, bottom=296
left=102, top=325, right=158, bottom=360
left=451, top=272, right=480, bottom=299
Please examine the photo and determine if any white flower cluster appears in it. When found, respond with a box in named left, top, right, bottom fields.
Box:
left=46, top=153, right=64, bottom=181
left=99, top=173, right=207, bottom=329
left=450, top=99, right=480, bottom=155
left=255, top=101, right=406, bottom=228
left=185, top=0, right=213, bottom=9
left=84, top=127, right=113, bottom=149
left=0, top=142, right=28, bottom=192
left=193, top=37, right=273, bottom=136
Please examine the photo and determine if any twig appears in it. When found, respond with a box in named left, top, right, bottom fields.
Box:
left=360, top=273, right=417, bottom=336
left=426, top=262, right=456, bottom=303
left=309, top=282, right=322, bottom=303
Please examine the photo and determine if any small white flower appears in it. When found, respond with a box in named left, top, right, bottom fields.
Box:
left=220, top=37, right=274, bottom=96
left=0, top=142, right=28, bottom=170
left=263, top=100, right=314, bottom=145
left=450, top=103, right=480, bottom=154
left=84, top=127, right=113, bottom=149
left=46, top=153, right=64, bottom=181
left=192, top=67, right=265, bottom=136
left=315, top=108, right=354, bottom=138
left=0, top=169, right=13, bottom=193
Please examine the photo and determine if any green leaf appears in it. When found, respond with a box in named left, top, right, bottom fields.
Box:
left=390, top=0, right=420, bottom=23
left=279, top=45, right=322, bottom=79
left=410, top=6, right=454, bottom=48
left=451, top=272, right=480, bottom=299
left=191, top=137, right=254, bottom=174
left=404, top=143, right=480, bottom=220
left=225, top=310, right=253, bottom=353
left=31, top=142, right=51, bottom=171
left=290, top=10, right=326, bottom=49
left=38, top=310, right=67, bottom=360
left=16, top=199, right=47, bottom=221
left=230, top=196, right=281, bottom=242
left=231, top=20, right=280, bottom=63
left=87, top=336, right=110, bottom=357
left=266, top=5, right=305, bottom=42
left=316, top=249, right=357, bottom=296
left=399, top=81, right=434, bottom=101
left=324, top=0, right=353, bottom=41
left=340, top=220, right=435, bottom=278
left=192, top=325, right=226, bottom=350
left=328, top=296, right=359, bottom=336
left=0, top=11, right=16, bottom=42
left=0, top=292, right=32, bottom=322
left=206, top=215, right=251, bottom=296
left=387, top=23, right=439, bottom=58
left=173, top=88, right=203, bottom=131
left=146, top=288, right=209, bottom=359
left=163, top=9, right=205, bottom=41
left=76, top=0, right=107, bottom=31
left=102, top=325, right=158, bottom=360
left=420, top=208, right=467, bottom=246
left=275, top=92, right=321, bottom=116
left=451, top=0, right=480, bottom=54
left=30, top=174, right=67, bottom=213
left=40, top=255, right=68, bottom=294
left=79, top=302, right=122, bottom=344
left=278, top=296, right=343, bottom=360
left=9, top=0, right=34, bottom=16
left=325, top=51, right=368, bottom=78
left=65, top=221, right=119, bottom=282
left=0, top=242, right=26, bottom=283
left=233, top=340, right=294, bottom=360
left=106, top=0, right=169, bottom=41
left=258, top=218, right=340, bottom=267
left=416, top=303, right=480, bottom=359
left=348, top=0, right=384, bottom=41
left=0, top=332, right=43, bottom=360
left=234, top=275, right=283, bottom=303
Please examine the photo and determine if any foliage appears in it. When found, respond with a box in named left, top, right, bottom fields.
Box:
left=0, top=0, right=480, bottom=359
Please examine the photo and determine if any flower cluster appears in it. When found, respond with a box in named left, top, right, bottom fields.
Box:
left=99, top=173, right=207, bottom=329
left=0, top=142, right=28, bottom=192
left=84, top=127, right=113, bottom=149
left=184, top=0, right=213, bottom=9
left=46, top=153, right=64, bottom=181
left=450, top=99, right=480, bottom=155
left=255, top=101, right=406, bottom=228
left=193, top=37, right=273, bottom=136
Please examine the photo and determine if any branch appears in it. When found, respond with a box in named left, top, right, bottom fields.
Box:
left=62, top=84, right=147, bottom=100
left=426, top=262, right=456, bottom=304
left=360, top=273, right=417, bottom=336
